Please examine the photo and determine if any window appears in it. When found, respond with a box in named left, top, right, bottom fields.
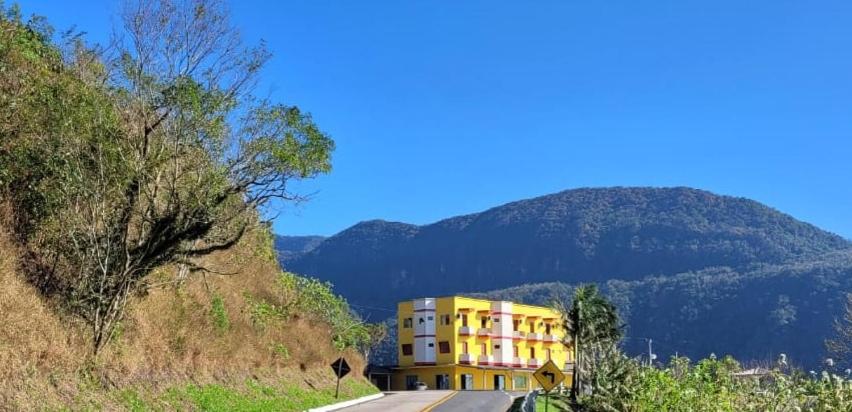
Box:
left=428, top=342, right=434, bottom=348
left=403, top=318, right=413, bottom=328
left=529, top=347, right=535, bottom=359
left=440, top=314, right=451, bottom=325
left=545, top=323, right=552, bottom=335
left=402, top=344, right=413, bottom=356
left=529, top=322, right=535, bottom=333
left=513, top=319, right=520, bottom=331
left=545, top=348, right=552, bottom=360
left=481, top=343, right=487, bottom=355
left=513, top=346, right=519, bottom=357
left=427, top=316, right=433, bottom=321
left=513, top=375, right=527, bottom=390
left=438, top=341, right=450, bottom=354
left=494, top=318, right=500, bottom=323
left=481, top=316, right=487, bottom=328
left=462, top=342, right=469, bottom=354
left=495, top=344, right=501, bottom=350
left=461, top=314, right=468, bottom=327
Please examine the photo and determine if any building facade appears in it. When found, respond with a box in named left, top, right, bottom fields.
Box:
left=391, top=296, right=574, bottom=391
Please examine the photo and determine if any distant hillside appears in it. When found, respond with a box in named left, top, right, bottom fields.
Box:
left=473, top=250, right=852, bottom=369
left=275, top=235, right=326, bottom=261
left=284, top=187, right=851, bottom=315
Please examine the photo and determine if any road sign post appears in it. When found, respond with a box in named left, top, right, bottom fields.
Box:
left=331, top=357, right=351, bottom=399
left=533, top=360, right=566, bottom=412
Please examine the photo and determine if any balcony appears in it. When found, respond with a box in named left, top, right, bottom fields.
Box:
left=563, top=362, right=575, bottom=372
left=477, top=355, right=493, bottom=365
left=512, top=330, right=526, bottom=341
left=543, top=334, right=560, bottom=343
left=512, top=357, right=525, bottom=368
left=458, top=326, right=472, bottom=336
left=527, top=332, right=542, bottom=342
left=477, top=328, right=492, bottom=337
left=528, top=358, right=542, bottom=368
left=458, top=353, right=473, bottom=364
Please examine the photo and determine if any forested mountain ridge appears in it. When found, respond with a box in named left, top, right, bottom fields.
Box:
left=283, top=187, right=851, bottom=315
left=473, top=249, right=852, bottom=368
left=275, top=235, right=327, bottom=261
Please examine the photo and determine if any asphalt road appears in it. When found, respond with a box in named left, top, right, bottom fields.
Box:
left=337, top=391, right=454, bottom=412
left=337, top=390, right=525, bottom=412
left=433, top=391, right=524, bottom=412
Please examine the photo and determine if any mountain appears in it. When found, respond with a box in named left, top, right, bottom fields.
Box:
left=473, top=250, right=852, bottom=368
left=283, top=187, right=851, bottom=315
left=275, top=235, right=327, bottom=261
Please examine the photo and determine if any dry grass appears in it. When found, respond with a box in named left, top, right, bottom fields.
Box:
left=0, top=225, right=370, bottom=410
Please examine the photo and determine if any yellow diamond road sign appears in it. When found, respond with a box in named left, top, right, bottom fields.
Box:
left=533, top=360, right=566, bottom=392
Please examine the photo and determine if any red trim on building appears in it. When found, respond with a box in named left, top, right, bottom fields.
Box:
left=490, top=335, right=514, bottom=340
left=459, top=360, right=472, bottom=365
left=491, top=311, right=513, bottom=315
left=413, top=308, right=435, bottom=312
left=413, top=334, right=435, bottom=338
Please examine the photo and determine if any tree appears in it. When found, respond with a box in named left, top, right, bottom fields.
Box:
left=826, top=293, right=852, bottom=367
left=1, top=0, right=334, bottom=354
left=360, top=323, right=389, bottom=365
left=559, top=284, right=623, bottom=403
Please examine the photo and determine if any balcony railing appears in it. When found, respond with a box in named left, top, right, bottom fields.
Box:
left=563, top=362, right=575, bottom=372
left=512, top=357, right=525, bottom=367
left=458, top=326, right=472, bottom=336
left=528, top=358, right=542, bottom=368
left=543, top=334, right=560, bottom=343
left=477, top=328, right=491, bottom=337
left=527, top=332, right=542, bottom=342
left=477, top=355, right=494, bottom=365
left=458, top=353, right=473, bottom=364
left=512, top=330, right=526, bottom=340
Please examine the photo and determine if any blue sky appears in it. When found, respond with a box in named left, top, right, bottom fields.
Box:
left=16, top=1, right=852, bottom=238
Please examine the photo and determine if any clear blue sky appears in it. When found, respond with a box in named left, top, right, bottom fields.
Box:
left=16, top=1, right=852, bottom=238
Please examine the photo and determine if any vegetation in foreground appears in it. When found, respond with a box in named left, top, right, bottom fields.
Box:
left=0, top=2, right=381, bottom=409
left=558, top=285, right=852, bottom=412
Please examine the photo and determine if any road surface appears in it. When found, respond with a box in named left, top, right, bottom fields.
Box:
left=432, top=391, right=523, bottom=412
left=337, top=391, right=454, bottom=412
left=338, top=390, right=524, bottom=412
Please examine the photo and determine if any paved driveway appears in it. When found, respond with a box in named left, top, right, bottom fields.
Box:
left=337, top=391, right=454, bottom=412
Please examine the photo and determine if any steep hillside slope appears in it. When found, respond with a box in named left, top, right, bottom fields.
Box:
left=0, top=224, right=375, bottom=410
left=474, top=250, right=852, bottom=369
left=285, top=187, right=850, bottom=314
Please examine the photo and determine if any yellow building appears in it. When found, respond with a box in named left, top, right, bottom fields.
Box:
left=391, top=296, right=574, bottom=391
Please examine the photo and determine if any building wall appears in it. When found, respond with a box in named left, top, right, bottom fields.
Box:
left=395, top=296, right=575, bottom=390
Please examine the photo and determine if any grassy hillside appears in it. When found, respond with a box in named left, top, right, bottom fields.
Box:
left=0, top=4, right=374, bottom=410
left=0, top=222, right=376, bottom=410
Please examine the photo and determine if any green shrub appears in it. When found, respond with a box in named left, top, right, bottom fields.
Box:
left=210, top=294, right=230, bottom=334
left=579, top=354, right=852, bottom=412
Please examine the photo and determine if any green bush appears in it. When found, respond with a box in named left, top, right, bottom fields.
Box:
left=280, top=272, right=370, bottom=350
left=579, top=353, right=852, bottom=412
left=210, top=294, right=230, bottom=334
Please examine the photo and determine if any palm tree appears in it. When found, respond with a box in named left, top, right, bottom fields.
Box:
left=559, top=284, right=622, bottom=403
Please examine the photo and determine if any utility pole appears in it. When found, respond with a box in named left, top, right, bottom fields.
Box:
left=647, top=339, right=653, bottom=367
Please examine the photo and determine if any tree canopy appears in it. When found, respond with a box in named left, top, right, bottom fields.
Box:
left=0, top=0, right=334, bottom=353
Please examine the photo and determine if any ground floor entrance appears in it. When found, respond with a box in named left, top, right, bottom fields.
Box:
left=391, top=365, right=572, bottom=391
